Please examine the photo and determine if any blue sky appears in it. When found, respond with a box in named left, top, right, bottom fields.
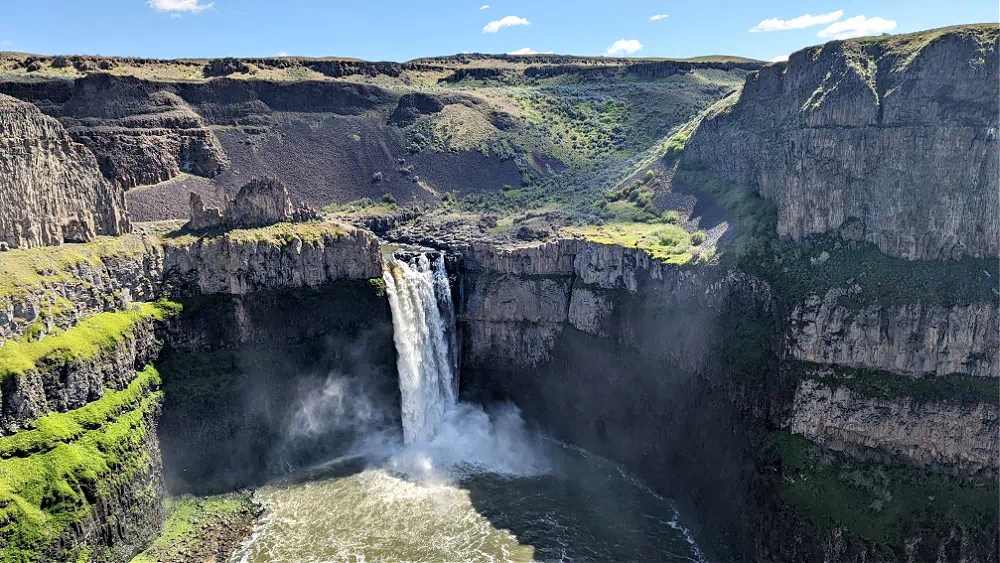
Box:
left=1, top=1, right=996, bottom=62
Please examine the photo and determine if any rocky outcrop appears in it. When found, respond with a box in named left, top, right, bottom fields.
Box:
left=787, top=377, right=998, bottom=472
left=187, top=177, right=319, bottom=231
left=163, top=222, right=381, bottom=294
left=787, top=287, right=999, bottom=377
left=685, top=25, right=1000, bottom=260
left=61, top=74, right=229, bottom=188
left=461, top=238, right=775, bottom=367
left=0, top=94, right=129, bottom=249
left=389, top=92, right=446, bottom=126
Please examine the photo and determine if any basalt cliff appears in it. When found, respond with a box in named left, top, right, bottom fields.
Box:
left=0, top=23, right=997, bottom=563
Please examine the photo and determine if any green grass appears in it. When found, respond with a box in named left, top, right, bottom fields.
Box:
left=0, top=234, right=155, bottom=304
left=131, top=493, right=257, bottom=563
left=0, top=367, right=163, bottom=459
left=787, top=361, right=999, bottom=406
left=0, top=367, right=163, bottom=562
left=761, top=432, right=998, bottom=558
left=162, top=221, right=344, bottom=247
left=324, top=198, right=400, bottom=216
left=567, top=222, right=695, bottom=265
left=0, top=300, right=181, bottom=383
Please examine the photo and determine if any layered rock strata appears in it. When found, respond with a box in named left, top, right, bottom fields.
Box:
left=0, top=94, right=129, bottom=249
left=685, top=25, right=1000, bottom=260
left=787, top=287, right=998, bottom=377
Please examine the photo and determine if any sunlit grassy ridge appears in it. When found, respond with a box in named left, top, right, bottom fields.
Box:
left=161, top=220, right=345, bottom=247
left=0, top=368, right=163, bottom=459
left=566, top=222, right=705, bottom=266
left=0, top=234, right=155, bottom=304
left=0, top=300, right=181, bottom=382
left=0, top=366, right=163, bottom=563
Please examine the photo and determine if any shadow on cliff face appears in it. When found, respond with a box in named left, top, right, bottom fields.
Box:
left=459, top=279, right=778, bottom=561
left=156, top=286, right=401, bottom=495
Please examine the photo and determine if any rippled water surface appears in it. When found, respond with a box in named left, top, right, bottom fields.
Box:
left=233, top=436, right=704, bottom=563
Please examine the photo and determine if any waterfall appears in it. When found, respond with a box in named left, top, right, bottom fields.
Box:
left=382, top=252, right=458, bottom=444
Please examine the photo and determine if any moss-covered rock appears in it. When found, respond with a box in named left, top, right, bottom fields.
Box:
left=0, top=300, right=180, bottom=434
left=754, top=432, right=999, bottom=562
left=0, top=366, right=166, bottom=562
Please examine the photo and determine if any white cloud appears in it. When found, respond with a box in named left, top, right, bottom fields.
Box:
left=508, top=47, right=554, bottom=55
left=148, top=0, right=213, bottom=13
left=650, top=14, right=668, bottom=21
left=479, top=4, right=489, bottom=9
left=770, top=55, right=789, bottom=62
left=749, top=10, right=842, bottom=32
left=276, top=51, right=289, bottom=57
left=482, top=15, right=530, bottom=33
left=604, top=39, right=643, bottom=56
left=817, top=15, right=896, bottom=39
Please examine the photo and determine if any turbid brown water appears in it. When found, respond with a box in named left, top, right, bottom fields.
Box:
left=232, top=428, right=704, bottom=563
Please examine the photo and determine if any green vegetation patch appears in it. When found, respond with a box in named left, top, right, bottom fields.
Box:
left=567, top=222, right=699, bottom=266
left=0, top=367, right=163, bottom=459
left=162, top=221, right=344, bottom=248
left=760, top=432, right=998, bottom=559
left=0, top=367, right=163, bottom=562
left=786, top=361, right=999, bottom=406
left=324, top=197, right=400, bottom=216
left=131, top=493, right=258, bottom=563
left=674, top=168, right=996, bottom=307
left=0, top=234, right=155, bottom=304
left=0, top=300, right=181, bottom=382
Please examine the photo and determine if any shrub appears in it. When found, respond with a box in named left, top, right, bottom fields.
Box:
left=691, top=231, right=706, bottom=246
left=381, top=193, right=397, bottom=205
left=662, top=210, right=680, bottom=224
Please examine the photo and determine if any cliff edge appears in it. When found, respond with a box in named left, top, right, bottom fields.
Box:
left=685, top=25, right=999, bottom=260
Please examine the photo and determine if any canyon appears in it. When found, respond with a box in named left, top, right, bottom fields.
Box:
left=0, top=23, right=997, bottom=563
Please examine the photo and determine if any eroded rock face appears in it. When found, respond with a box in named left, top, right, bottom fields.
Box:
left=163, top=224, right=380, bottom=295
left=0, top=94, right=130, bottom=249
left=685, top=27, right=1000, bottom=260
left=187, top=178, right=319, bottom=231
left=787, top=287, right=999, bottom=377
left=787, top=378, right=998, bottom=472
left=458, top=238, right=777, bottom=559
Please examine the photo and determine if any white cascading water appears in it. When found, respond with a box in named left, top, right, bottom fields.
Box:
left=381, top=252, right=458, bottom=444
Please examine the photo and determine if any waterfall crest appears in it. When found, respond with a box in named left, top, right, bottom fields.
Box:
left=382, top=252, right=458, bottom=444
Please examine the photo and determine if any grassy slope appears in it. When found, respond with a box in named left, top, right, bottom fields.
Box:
left=131, top=493, right=258, bottom=563
left=159, top=220, right=346, bottom=248
left=0, top=234, right=155, bottom=304
left=760, top=432, right=998, bottom=559
left=0, top=366, right=164, bottom=562
left=0, top=300, right=181, bottom=382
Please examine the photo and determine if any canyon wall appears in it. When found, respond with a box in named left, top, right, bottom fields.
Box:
left=0, top=94, right=129, bottom=250
left=457, top=239, right=778, bottom=560
left=0, top=220, right=381, bottom=341
left=685, top=25, right=1000, bottom=260
left=787, top=286, right=998, bottom=377
left=0, top=220, right=389, bottom=560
